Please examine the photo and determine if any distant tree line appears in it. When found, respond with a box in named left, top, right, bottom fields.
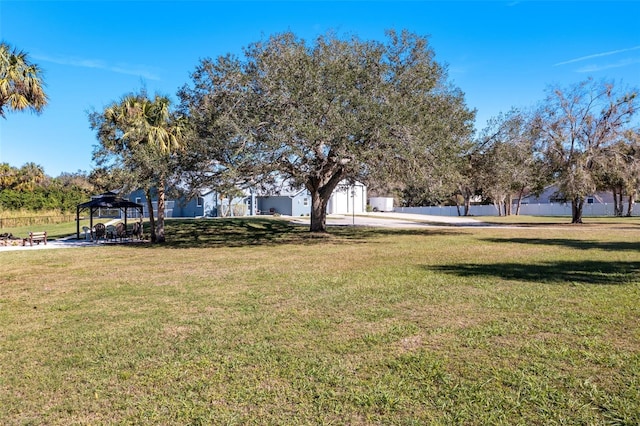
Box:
left=448, top=79, right=639, bottom=223
left=0, top=163, right=102, bottom=213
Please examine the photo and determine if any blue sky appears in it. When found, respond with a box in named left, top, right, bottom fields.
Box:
left=1, top=0, right=639, bottom=177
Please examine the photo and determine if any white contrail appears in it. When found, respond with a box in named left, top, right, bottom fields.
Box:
left=554, top=45, right=640, bottom=66
left=33, top=53, right=161, bottom=81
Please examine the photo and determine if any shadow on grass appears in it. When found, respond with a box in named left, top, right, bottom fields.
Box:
left=132, top=217, right=463, bottom=249
left=430, top=260, right=640, bottom=285
left=482, top=237, right=640, bottom=252
left=477, top=216, right=640, bottom=228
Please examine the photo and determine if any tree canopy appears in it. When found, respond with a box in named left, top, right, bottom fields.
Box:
left=0, top=163, right=94, bottom=212
left=473, top=109, right=542, bottom=216
left=180, top=30, right=475, bottom=232
left=0, top=42, right=47, bottom=117
left=533, top=79, right=638, bottom=223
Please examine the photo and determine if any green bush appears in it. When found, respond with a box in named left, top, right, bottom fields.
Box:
left=0, top=185, right=92, bottom=213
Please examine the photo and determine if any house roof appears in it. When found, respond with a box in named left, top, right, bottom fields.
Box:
left=520, top=184, right=613, bottom=204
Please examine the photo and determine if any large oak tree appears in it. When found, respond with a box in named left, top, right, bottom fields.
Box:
left=533, top=79, right=638, bottom=223
left=180, top=30, right=474, bottom=232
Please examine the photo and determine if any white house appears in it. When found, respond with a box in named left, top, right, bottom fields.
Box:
left=520, top=185, right=622, bottom=206
left=326, top=181, right=367, bottom=215
left=257, top=180, right=367, bottom=216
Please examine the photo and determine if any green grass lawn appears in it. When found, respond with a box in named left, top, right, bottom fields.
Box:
left=475, top=214, right=640, bottom=227
left=1, top=218, right=93, bottom=241
left=1, top=218, right=639, bottom=424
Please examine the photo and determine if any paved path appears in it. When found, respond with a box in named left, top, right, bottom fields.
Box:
left=0, top=235, right=107, bottom=252
left=0, top=219, right=124, bottom=253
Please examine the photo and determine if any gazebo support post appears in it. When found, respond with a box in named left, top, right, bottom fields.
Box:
left=90, top=207, right=96, bottom=239
left=76, top=206, right=80, bottom=239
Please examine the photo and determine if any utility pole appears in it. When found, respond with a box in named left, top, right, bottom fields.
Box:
left=351, top=187, right=355, bottom=225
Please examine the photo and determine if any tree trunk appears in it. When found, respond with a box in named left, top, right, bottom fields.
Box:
left=505, top=194, right=512, bottom=216
left=307, top=171, right=345, bottom=233
left=156, top=183, right=166, bottom=243
left=145, top=188, right=156, bottom=243
left=515, top=186, right=525, bottom=216
left=493, top=201, right=502, bottom=216
left=612, top=187, right=623, bottom=216
left=461, top=189, right=472, bottom=216
left=453, top=193, right=462, bottom=216
left=571, top=197, right=584, bottom=224
left=627, top=191, right=635, bottom=217
left=310, top=189, right=330, bottom=232
left=617, top=189, right=624, bottom=216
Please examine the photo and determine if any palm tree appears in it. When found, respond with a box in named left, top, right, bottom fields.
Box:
left=0, top=42, right=47, bottom=117
left=96, top=92, right=185, bottom=243
left=16, top=162, right=46, bottom=191
left=0, top=163, right=18, bottom=189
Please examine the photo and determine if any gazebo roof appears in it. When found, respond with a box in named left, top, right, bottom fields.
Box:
left=77, top=192, right=143, bottom=210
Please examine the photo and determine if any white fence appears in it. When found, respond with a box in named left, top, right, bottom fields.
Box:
left=394, top=203, right=638, bottom=217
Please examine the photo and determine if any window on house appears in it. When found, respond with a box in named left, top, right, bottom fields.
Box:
left=303, top=197, right=308, bottom=206
left=587, top=198, right=594, bottom=204
left=135, top=197, right=142, bottom=204
left=197, top=197, right=203, bottom=207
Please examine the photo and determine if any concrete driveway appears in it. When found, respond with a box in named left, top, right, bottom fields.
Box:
left=292, top=212, right=483, bottom=228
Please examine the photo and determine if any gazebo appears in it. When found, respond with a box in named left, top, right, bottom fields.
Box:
left=76, top=191, right=144, bottom=239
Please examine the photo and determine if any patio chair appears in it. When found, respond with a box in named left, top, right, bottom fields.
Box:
left=106, top=224, right=116, bottom=241
left=93, top=223, right=106, bottom=242
left=81, top=226, right=92, bottom=241
left=130, top=221, right=143, bottom=240
left=115, top=222, right=127, bottom=241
